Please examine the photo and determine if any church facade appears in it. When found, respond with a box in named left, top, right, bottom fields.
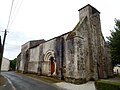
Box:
left=17, top=4, right=113, bottom=84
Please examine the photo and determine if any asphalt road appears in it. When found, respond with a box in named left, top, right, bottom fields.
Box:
left=1, top=72, right=62, bottom=90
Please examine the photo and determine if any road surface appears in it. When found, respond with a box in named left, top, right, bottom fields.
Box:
left=1, top=72, right=62, bottom=90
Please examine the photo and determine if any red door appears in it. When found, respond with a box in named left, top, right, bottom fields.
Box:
left=51, top=60, right=55, bottom=75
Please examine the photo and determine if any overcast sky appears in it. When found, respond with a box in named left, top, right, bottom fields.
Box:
left=0, top=0, right=120, bottom=60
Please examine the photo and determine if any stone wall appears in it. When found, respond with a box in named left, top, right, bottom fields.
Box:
left=55, top=36, right=65, bottom=79
left=20, top=40, right=45, bottom=73
left=16, top=53, right=21, bottom=71
left=28, top=46, right=40, bottom=73
left=76, top=17, right=89, bottom=81
left=42, top=39, right=56, bottom=76
left=89, top=11, right=102, bottom=80
left=38, top=44, right=43, bottom=75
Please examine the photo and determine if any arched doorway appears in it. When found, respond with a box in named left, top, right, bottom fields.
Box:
left=44, top=50, right=56, bottom=76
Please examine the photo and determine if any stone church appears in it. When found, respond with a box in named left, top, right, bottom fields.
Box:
left=16, top=4, right=113, bottom=84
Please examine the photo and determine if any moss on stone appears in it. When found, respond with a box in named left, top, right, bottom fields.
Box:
left=74, top=78, right=87, bottom=84
left=67, top=31, right=76, bottom=40
left=65, top=77, right=87, bottom=84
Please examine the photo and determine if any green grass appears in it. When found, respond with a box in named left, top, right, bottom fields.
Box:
left=95, top=80, right=120, bottom=90
left=117, top=74, right=120, bottom=78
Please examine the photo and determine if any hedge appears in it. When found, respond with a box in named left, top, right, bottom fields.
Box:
left=95, top=80, right=120, bottom=90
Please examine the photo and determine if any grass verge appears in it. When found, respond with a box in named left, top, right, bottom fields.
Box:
left=16, top=72, right=63, bottom=83
left=95, top=80, right=120, bottom=90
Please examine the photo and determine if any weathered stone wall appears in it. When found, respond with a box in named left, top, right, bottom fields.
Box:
left=75, top=17, right=90, bottom=81
left=17, top=4, right=113, bottom=84
left=89, top=12, right=102, bottom=80
left=28, top=46, right=40, bottom=73
left=105, top=44, right=113, bottom=77
left=38, top=44, right=43, bottom=75
left=64, top=4, right=113, bottom=84
left=19, top=58, right=23, bottom=71
left=20, top=42, right=30, bottom=72
left=38, top=35, right=66, bottom=79
left=16, top=53, right=21, bottom=71
left=65, top=16, right=90, bottom=84
left=90, top=11, right=107, bottom=79
left=78, top=5, right=103, bottom=81
left=55, top=36, right=66, bottom=79
left=65, top=37, right=78, bottom=83
left=42, top=39, right=56, bottom=76
left=20, top=40, right=45, bottom=73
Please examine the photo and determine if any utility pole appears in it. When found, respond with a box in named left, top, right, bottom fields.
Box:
left=0, top=0, right=14, bottom=73
left=0, top=29, right=7, bottom=73
left=0, top=36, right=3, bottom=73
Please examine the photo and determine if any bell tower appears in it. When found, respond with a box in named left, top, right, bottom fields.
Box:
left=78, top=4, right=100, bottom=21
left=78, top=4, right=108, bottom=80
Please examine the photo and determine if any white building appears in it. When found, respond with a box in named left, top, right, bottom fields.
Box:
left=113, top=64, right=120, bottom=74
left=1, top=57, right=10, bottom=71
